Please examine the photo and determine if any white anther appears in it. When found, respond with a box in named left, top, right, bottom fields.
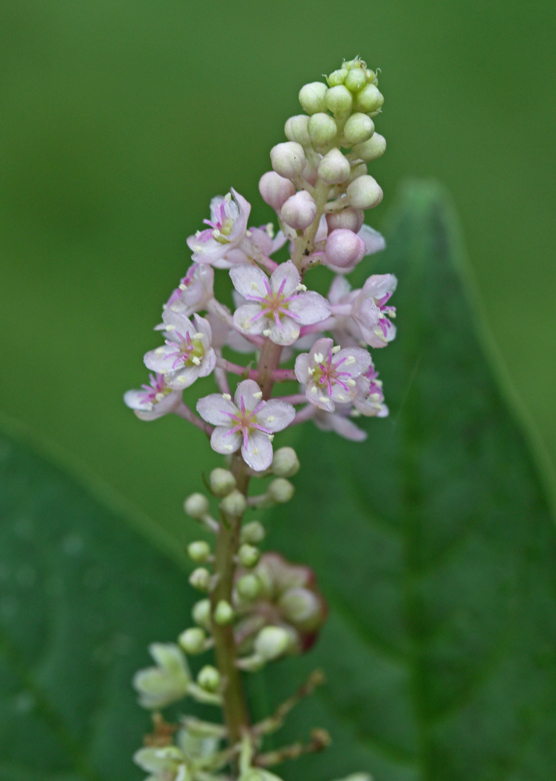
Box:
left=265, top=222, right=275, bottom=238
left=246, top=229, right=252, bottom=237
left=310, top=387, right=318, bottom=395
left=212, top=229, right=221, bottom=239
left=332, top=345, right=341, bottom=354
left=166, top=324, right=176, bottom=331
left=370, top=393, right=380, bottom=401
left=296, top=284, right=307, bottom=292
left=155, top=347, right=165, bottom=355
left=243, top=320, right=252, bottom=329
left=263, top=329, right=272, bottom=337
left=253, top=391, right=263, bottom=399
left=346, top=356, right=356, bottom=365
left=194, top=332, right=204, bottom=339
left=267, top=434, right=274, bottom=441
left=252, top=447, right=259, bottom=455
left=320, top=397, right=330, bottom=403
left=224, top=445, right=234, bottom=452
left=313, top=352, right=324, bottom=364
left=154, top=392, right=165, bottom=402
left=307, top=366, right=315, bottom=376
left=179, top=283, right=187, bottom=290
left=222, top=393, right=232, bottom=401
left=192, top=357, right=201, bottom=365
left=337, top=394, right=345, bottom=401
left=267, top=415, right=275, bottom=422
left=251, top=282, right=259, bottom=291
left=350, top=409, right=362, bottom=418
left=224, top=193, right=231, bottom=202
left=177, top=376, right=188, bottom=384
left=347, top=379, right=356, bottom=387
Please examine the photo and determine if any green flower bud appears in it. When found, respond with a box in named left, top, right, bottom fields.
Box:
left=298, top=81, right=327, bottom=114
left=183, top=493, right=209, bottom=519
left=214, top=599, right=235, bottom=625
left=192, top=598, right=211, bottom=629
left=270, top=141, right=306, bottom=179
left=355, top=83, right=384, bottom=114
left=268, top=478, right=295, bottom=503
left=238, top=543, right=261, bottom=568
left=271, top=446, right=300, bottom=478
left=254, top=626, right=292, bottom=661
left=209, top=468, right=236, bottom=497
left=240, top=520, right=266, bottom=544
left=197, top=665, right=221, bottom=692
left=237, top=573, right=261, bottom=601
left=327, top=68, right=348, bottom=87
left=344, top=68, right=367, bottom=92
left=352, top=132, right=386, bottom=162
left=318, top=148, right=351, bottom=185
left=347, top=174, right=383, bottom=209
left=284, top=114, right=311, bottom=147
left=178, top=627, right=206, bottom=655
left=307, top=113, right=337, bottom=148
left=347, top=162, right=368, bottom=184
left=278, top=586, right=322, bottom=630
left=324, top=85, right=353, bottom=118
left=189, top=567, right=211, bottom=592
left=187, top=540, right=211, bottom=563
left=219, top=489, right=247, bottom=517
left=343, top=113, right=375, bottom=146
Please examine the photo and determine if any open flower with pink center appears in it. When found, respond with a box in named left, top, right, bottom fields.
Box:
left=163, top=263, right=214, bottom=316
left=124, top=373, right=181, bottom=421
left=351, top=274, right=397, bottom=347
left=144, top=312, right=216, bottom=390
left=196, top=379, right=295, bottom=471
left=353, top=362, right=389, bottom=418
left=186, top=189, right=251, bottom=266
left=295, top=337, right=372, bottom=412
left=230, top=261, right=330, bottom=346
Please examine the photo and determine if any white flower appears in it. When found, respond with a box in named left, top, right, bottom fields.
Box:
left=144, top=312, right=216, bottom=389
left=163, top=263, right=215, bottom=317
left=196, top=379, right=295, bottom=471
left=124, top=373, right=181, bottom=421
left=133, top=643, right=191, bottom=709
left=230, top=261, right=330, bottom=346
left=186, top=189, right=251, bottom=266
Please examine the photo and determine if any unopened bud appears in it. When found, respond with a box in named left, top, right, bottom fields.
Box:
left=214, top=599, right=235, bottom=625
left=344, top=68, right=367, bottom=92
left=192, top=598, right=211, bottom=629
left=197, top=665, right=220, bottom=692
left=284, top=115, right=311, bottom=147
left=240, top=520, right=266, bottom=544
left=324, top=229, right=366, bottom=270
left=279, top=587, right=322, bottom=630
left=307, top=113, right=337, bottom=148
left=237, top=573, right=261, bottom=601
left=355, top=83, right=384, bottom=114
left=281, top=191, right=317, bottom=230
left=343, top=113, right=375, bottom=146
left=318, top=148, right=350, bottom=185
left=184, top=493, right=209, bottom=520
left=352, top=132, right=386, bottom=162
left=209, top=467, right=236, bottom=497
left=327, top=68, right=348, bottom=87
left=238, top=544, right=261, bottom=568
left=298, top=81, right=327, bottom=115
left=347, top=175, right=383, bottom=209
left=220, top=489, right=247, bottom=517
left=254, top=626, right=292, bottom=661
left=189, top=567, right=211, bottom=592
left=187, top=540, right=211, bottom=563
left=259, top=171, right=296, bottom=212
left=268, top=478, right=295, bottom=503
left=178, top=627, right=206, bottom=655
left=326, top=207, right=365, bottom=234
left=272, top=447, right=300, bottom=478
left=324, top=85, right=353, bottom=117
left=270, top=142, right=306, bottom=179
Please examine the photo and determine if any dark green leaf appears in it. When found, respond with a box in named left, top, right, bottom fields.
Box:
left=0, top=421, right=196, bottom=781
left=259, top=182, right=556, bottom=781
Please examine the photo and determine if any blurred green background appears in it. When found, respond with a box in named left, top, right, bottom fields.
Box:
left=1, top=0, right=555, bottom=548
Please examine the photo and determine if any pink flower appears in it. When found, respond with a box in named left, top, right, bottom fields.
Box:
left=353, top=362, right=389, bottom=417
left=312, top=406, right=368, bottom=441
left=163, top=263, right=214, bottom=316
left=197, top=380, right=295, bottom=471
left=186, top=189, right=251, bottom=266
left=144, top=312, right=216, bottom=389
left=124, top=373, right=180, bottom=421
left=351, top=274, right=397, bottom=347
left=295, top=337, right=372, bottom=412
left=231, top=261, right=330, bottom=346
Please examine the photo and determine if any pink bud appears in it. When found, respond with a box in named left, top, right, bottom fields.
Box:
left=324, top=228, right=366, bottom=270
left=281, top=191, right=317, bottom=230
left=270, top=142, right=306, bottom=179
left=326, top=207, right=365, bottom=234
left=259, top=171, right=296, bottom=211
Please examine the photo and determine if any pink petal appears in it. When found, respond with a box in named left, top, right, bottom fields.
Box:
left=234, top=379, right=263, bottom=412
left=358, top=224, right=386, bottom=256
left=197, top=394, right=238, bottom=426
left=233, top=304, right=266, bottom=335
left=270, top=260, right=299, bottom=298
left=242, top=430, right=273, bottom=471
left=288, top=291, right=331, bottom=325
left=257, top=400, right=295, bottom=432
left=211, top=426, right=242, bottom=455
left=268, top=316, right=300, bottom=346
left=230, top=264, right=269, bottom=299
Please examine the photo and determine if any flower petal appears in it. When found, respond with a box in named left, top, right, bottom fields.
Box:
left=270, top=260, right=299, bottom=297
left=257, top=400, right=295, bottom=432
left=211, top=426, right=242, bottom=455
left=234, top=379, right=263, bottom=411
left=335, top=347, right=372, bottom=376
left=358, top=224, right=386, bottom=256
left=230, top=264, right=269, bottom=299
left=288, top=291, right=331, bottom=325
left=233, top=304, right=266, bottom=335
left=144, top=346, right=183, bottom=374
left=167, top=365, right=201, bottom=389
left=242, top=429, right=273, bottom=471
left=269, top=315, right=300, bottom=346
left=294, top=353, right=311, bottom=384
left=197, top=394, right=237, bottom=426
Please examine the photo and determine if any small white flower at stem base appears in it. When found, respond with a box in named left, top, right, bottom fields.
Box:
left=144, top=312, right=216, bottom=389
left=196, top=379, right=295, bottom=472
left=132, top=643, right=191, bottom=709
left=295, top=337, right=372, bottom=412
left=124, top=373, right=181, bottom=421
left=186, top=189, right=251, bottom=266
left=230, top=261, right=330, bottom=347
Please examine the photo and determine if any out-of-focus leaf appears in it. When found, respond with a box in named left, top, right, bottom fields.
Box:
left=0, top=421, right=196, bottom=781
left=258, top=182, right=556, bottom=781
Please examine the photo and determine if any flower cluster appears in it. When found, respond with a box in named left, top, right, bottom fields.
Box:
left=127, top=57, right=393, bottom=781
